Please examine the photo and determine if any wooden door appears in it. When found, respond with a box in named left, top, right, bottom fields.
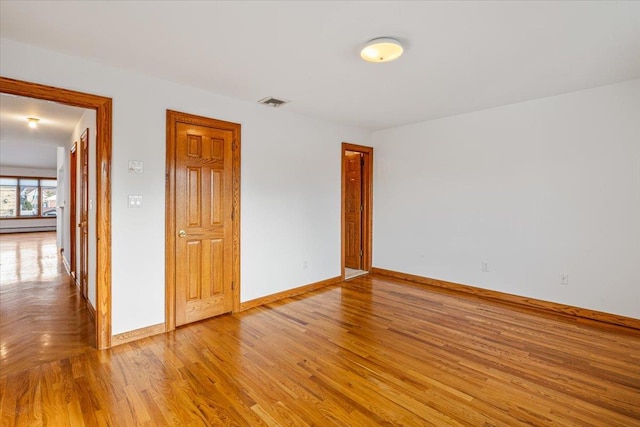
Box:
left=344, top=151, right=363, bottom=269
left=79, top=129, right=89, bottom=299
left=69, top=143, right=77, bottom=279
left=169, top=112, right=238, bottom=327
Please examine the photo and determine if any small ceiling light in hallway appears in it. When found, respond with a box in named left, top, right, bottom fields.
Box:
left=27, top=117, right=39, bottom=128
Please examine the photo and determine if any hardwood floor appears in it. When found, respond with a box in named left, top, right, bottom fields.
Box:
left=0, top=232, right=95, bottom=377
left=1, top=270, right=639, bottom=425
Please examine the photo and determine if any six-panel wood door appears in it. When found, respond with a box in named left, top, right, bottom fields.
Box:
left=344, top=151, right=363, bottom=269
left=174, top=121, right=234, bottom=326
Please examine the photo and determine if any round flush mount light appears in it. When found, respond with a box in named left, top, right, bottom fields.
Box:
left=27, top=117, right=40, bottom=128
left=360, top=37, right=404, bottom=63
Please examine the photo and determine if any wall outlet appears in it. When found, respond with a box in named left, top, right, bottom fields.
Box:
left=481, top=262, right=489, bottom=272
left=303, top=260, right=308, bottom=270
left=560, top=273, right=568, bottom=285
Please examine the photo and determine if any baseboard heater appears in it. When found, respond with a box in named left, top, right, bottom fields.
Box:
left=0, top=226, right=57, bottom=233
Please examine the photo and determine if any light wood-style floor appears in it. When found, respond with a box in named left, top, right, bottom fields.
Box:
left=1, top=234, right=640, bottom=426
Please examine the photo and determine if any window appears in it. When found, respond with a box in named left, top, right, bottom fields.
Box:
left=0, top=178, right=18, bottom=217
left=0, top=177, right=57, bottom=218
left=40, top=179, right=58, bottom=217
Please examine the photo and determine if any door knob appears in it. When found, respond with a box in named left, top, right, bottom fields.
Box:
left=178, top=230, right=187, bottom=238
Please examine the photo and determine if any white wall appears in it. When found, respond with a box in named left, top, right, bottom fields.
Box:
left=56, top=147, right=65, bottom=248
left=1, top=38, right=371, bottom=335
left=0, top=165, right=57, bottom=233
left=0, top=140, right=58, bottom=170
left=373, top=79, right=640, bottom=319
left=0, top=166, right=56, bottom=177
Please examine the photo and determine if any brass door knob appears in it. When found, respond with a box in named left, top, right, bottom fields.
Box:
left=178, top=230, right=187, bottom=238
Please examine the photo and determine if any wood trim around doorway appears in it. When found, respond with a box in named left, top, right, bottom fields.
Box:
left=69, top=142, right=78, bottom=280
left=165, top=110, right=241, bottom=332
left=341, top=142, right=373, bottom=279
left=0, top=76, right=113, bottom=350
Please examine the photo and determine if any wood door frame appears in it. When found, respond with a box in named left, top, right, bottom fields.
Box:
left=69, top=142, right=77, bottom=280
left=0, top=76, right=113, bottom=350
left=79, top=128, right=90, bottom=299
left=165, top=110, right=241, bottom=332
left=341, top=142, right=373, bottom=279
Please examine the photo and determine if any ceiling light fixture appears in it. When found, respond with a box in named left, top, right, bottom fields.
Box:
left=360, top=37, right=404, bottom=63
left=258, top=97, right=289, bottom=107
left=27, top=117, right=40, bottom=128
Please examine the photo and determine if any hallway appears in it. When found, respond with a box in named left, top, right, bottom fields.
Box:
left=0, top=232, right=94, bottom=376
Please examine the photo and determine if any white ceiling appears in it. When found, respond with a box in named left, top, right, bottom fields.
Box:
left=0, top=94, right=86, bottom=169
left=1, top=1, right=639, bottom=130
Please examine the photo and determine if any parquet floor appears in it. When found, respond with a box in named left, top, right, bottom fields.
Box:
left=1, top=235, right=639, bottom=425
left=0, top=232, right=95, bottom=376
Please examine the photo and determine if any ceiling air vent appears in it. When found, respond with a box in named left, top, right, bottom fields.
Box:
left=258, top=97, right=289, bottom=108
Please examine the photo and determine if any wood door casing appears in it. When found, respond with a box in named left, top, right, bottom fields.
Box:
left=166, top=111, right=241, bottom=329
left=69, top=143, right=77, bottom=279
left=79, top=129, right=89, bottom=299
left=344, top=151, right=363, bottom=269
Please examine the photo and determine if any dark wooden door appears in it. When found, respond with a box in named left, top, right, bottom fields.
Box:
left=79, top=129, right=89, bottom=299
left=344, top=151, right=363, bottom=269
left=173, top=119, right=234, bottom=326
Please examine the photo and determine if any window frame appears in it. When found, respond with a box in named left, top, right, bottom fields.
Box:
left=0, top=175, right=58, bottom=219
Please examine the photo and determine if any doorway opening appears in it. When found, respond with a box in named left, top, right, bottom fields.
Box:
left=341, top=142, right=373, bottom=281
left=0, top=77, right=113, bottom=349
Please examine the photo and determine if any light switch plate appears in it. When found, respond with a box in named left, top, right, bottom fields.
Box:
left=128, top=195, right=143, bottom=208
left=128, top=160, right=144, bottom=174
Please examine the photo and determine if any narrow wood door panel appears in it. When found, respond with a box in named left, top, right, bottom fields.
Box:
left=187, top=167, right=202, bottom=226
left=174, top=121, right=234, bottom=326
left=186, top=240, right=202, bottom=300
left=345, top=222, right=358, bottom=263
left=209, top=239, right=224, bottom=295
left=344, top=151, right=362, bottom=269
left=210, top=170, right=223, bottom=224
